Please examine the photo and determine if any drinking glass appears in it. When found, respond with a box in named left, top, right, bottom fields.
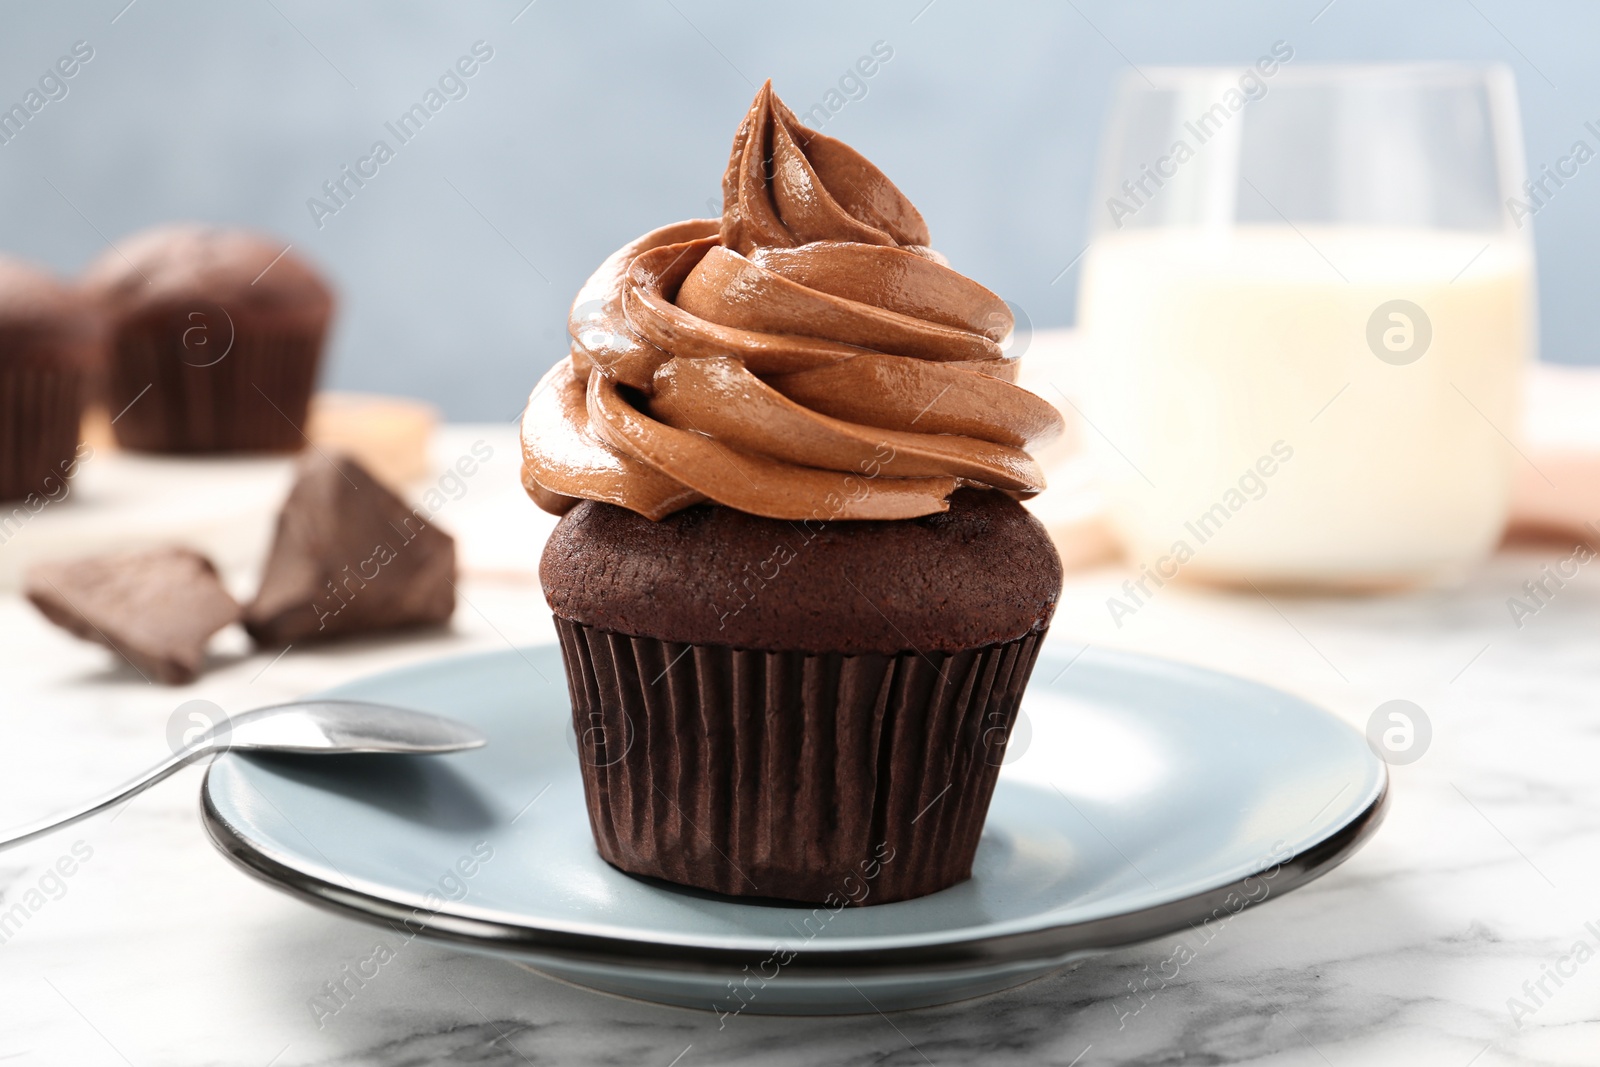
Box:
left=1076, top=63, right=1533, bottom=589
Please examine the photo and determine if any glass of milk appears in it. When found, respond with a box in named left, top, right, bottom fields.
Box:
left=1077, top=63, right=1533, bottom=589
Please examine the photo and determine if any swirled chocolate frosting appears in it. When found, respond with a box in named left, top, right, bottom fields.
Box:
left=521, top=81, right=1062, bottom=521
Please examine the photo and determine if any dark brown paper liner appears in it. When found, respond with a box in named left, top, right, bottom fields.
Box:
left=107, top=319, right=323, bottom=453
left=0, top=364, right=84, bottom=502
left=554, top=616, right=1046, bottom=905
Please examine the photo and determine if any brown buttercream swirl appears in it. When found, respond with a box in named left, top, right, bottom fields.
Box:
left=521, top=81, right=1063, bottom=521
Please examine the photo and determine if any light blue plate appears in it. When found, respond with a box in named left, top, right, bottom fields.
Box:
left=202, top=644, right=1386, bottom=1015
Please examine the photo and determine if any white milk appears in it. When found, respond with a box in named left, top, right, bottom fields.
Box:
left=1076, top=225, right=1532, bottom=588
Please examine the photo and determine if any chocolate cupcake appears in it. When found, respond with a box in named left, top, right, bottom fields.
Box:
left=83, top=225, right=333, bottom=453
left=523, top=83, right=1065, bottom=905
left=0, top=257, right=99, bottom=502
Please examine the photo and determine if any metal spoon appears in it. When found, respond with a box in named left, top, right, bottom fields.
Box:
left=0, top=701, right=487, bottom=851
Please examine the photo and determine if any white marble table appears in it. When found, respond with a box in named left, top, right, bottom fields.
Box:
left=1, top=424, right=1596, bottom=1066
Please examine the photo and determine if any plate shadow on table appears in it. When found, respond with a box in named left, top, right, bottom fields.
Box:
left=212, top=874, right=1437, bottom=1066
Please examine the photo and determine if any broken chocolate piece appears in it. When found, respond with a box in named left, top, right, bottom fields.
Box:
left=26, top=546, right=241, bottom=685
left=244, top=453, right=455, bottom=646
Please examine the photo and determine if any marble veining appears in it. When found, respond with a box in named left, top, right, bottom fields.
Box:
left=0, top=431, right=1596, bottom=1065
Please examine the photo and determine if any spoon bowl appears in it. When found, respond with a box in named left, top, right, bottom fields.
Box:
left=221, top=701, right=488, bottom=755
left=0, top=699, right=486, bottom=851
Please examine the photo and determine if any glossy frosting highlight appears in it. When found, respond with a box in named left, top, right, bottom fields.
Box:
left=521, top=82, right=1062, bottom=521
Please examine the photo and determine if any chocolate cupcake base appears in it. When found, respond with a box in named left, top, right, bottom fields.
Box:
left=106, top=318, right=321, bottom=454
left=0, top=365, right=83, bottom=502
left=555, top=616, right=1044, bottom=906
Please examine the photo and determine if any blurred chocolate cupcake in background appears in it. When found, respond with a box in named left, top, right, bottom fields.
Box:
left=83, top=225, right=333, bottom=453
left=0, top=256, right=100, bottom=502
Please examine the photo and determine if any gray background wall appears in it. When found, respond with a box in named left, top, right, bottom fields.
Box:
left=0, top=0, right=1591, bottom=419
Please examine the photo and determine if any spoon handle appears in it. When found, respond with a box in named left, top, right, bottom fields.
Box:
left=0, top=747, right=210, bottom=851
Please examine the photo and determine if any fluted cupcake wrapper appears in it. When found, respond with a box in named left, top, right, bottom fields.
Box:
left=108, top=321, right=322, bottom=453
left=0, top=365, right=83, bottom=503
left=553, top=616, right=1045, bottom=905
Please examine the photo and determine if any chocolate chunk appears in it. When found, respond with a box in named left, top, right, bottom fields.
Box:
left=26, top=546, right=241, bottom=685
left=244, top=453, right=455, bottom=646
